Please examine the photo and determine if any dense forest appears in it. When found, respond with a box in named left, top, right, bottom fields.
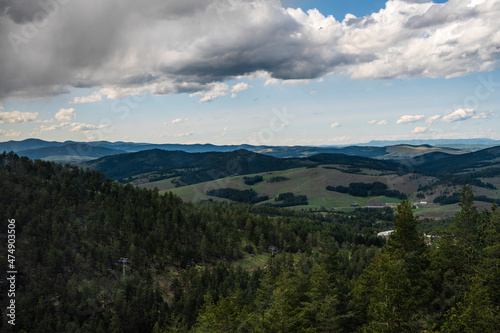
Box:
left=326, top=182, right=406, bottom=200
left=1, top=151, right=499, bottom=332
left=206, top=188, right=269, bottom=204
left=274, top=192, right=309, bottom=207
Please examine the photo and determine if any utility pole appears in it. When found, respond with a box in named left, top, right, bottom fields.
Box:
left=118, top=257, right=130, bottom=280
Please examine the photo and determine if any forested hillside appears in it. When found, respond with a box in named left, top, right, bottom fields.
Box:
left=82, top=149, right=307, bottom=184
left=1, top=152, right=499, bottom=332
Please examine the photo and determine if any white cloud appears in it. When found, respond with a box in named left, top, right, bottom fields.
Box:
left=71, top=92, right=103, bottom=104
left=412, top=126, right=432, bottom=134
left=30, top=123, right=68, bottom=135
left=468, top=0, right=487, bottom=8
left=69, top=122, right=108, bottom=133
left=264, top=77, right=311, bottom=86
left=367, top=119, right=388, bottom=125
left=30, top=121, right=108, bottom=135
left=396, top=115, right=425, bottom=124
left=451, top=109, right=496, bottom=122
left=426, top=115, right=441, bottom=125
left=424, top=109, right=498, bottom=124
left=442, top=108, right=476, bottom=122
left=264, top=78, right=281, bottom=86
left=0, top=129, right=21, bottom=137
left=309, top=89, right=317, bottom=95
left=1, top=0, right=499, bottom=100
left=0, top=110, right=38, bottom=124
left=189, top=83, right=228, bottom=103
left=330, top=122, right=341, bottom=129
left=230, top=82, right=250, bottom=99
left=231, top=82, right=249, bottom=93
left=55, top=108, right=76, bottom=122
left=160, top=131, right=194, bottom=138
left=472, top=110, right=497, bottom=119
left=171, top=117, right=190, bottom=125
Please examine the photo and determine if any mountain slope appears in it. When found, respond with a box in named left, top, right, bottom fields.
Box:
left=0, top=138, right=65, bottom=152
left=1, top=139, right=472, bottom=160
left=83, top=149, right=310, bottom=183
left=18, top=143, right=126, bottom=161
left=414, top=146, right=500, bottom=174
left=307, top=153, right=399, bottom=171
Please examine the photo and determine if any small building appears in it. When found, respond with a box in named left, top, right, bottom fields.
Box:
left=377, top=230, right=394, bottom=237
left=351, top=203, right=359, bottom=208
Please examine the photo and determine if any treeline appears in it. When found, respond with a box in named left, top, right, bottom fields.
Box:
left=273, top=192, right=308, bottom=207
left=434, top=192, right=500, bottom=206
left=433, top=192, right=461, bottom=205
left=0, top=152, right=382, bottom=331
left=1, top=151, right=499, bottom=332
left=193, top=188, right=500, bottom=332
left=419, top=173, right=496, bottom=192
left=206, top=188, right=269, bottom=204
left=441, top=173, right=496, bottom=190
left=267, top=176, right=289, bottom=183
left=243, top=175, right=263, bottom=185
left=326, top=181, right=406, bottom=199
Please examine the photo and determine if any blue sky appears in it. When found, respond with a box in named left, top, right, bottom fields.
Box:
left=0, top=0, right=499, bottom=145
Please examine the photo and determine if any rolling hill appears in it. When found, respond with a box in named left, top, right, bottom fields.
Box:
left=412, top=146, right=500, bottom=175
left=17, top=143, right=126, bottom=162
left=82, top=149, right=310, bottom=184
left=0, top=138, right=472, bottom=161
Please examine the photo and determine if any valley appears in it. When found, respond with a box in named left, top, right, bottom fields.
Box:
left=4, top=138, right=500, bottom=219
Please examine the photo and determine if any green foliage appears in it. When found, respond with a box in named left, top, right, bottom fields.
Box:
left=326, top=182, right=405, bottom=199
left=1, top=152, right=499, bottom=332
left=386, top=200, right=426, bottom=256
left=433, top=192, right=461, bottom=205
left=206, top=188, right=269, bottom=204
left=243, top=175, right=263, bottom=185
left=439, top=276, right=500, bottom=333
left=274, top=192, right=308, bottom=207
left=354, top=200, right=431, bottom=332
left=267, top=176, right=290, bottom=183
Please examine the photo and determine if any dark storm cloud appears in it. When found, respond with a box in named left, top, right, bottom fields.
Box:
left=0, top=0, right=48, bottom=24
left=0, top=0, right=499, bottom=101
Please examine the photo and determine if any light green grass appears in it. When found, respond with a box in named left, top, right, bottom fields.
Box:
left=234, top=253, right=270, bottom=270
left=138, top=177, right=178, bottom=191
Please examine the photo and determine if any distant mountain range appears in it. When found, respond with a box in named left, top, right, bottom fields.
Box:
left=361, top=138, right=500, bottom=147
left=81, top=149, right=309, bottom=184
left=1, top=138, right=489, bottom=162
left=81, top=144, right=500, bottom=185
left=3, top=139, right=500, bottom=213
left=16, top=143, right=127, bottom=163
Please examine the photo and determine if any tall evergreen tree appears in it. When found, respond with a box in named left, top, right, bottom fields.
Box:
left=386, top=200, right=426, bottom=257
left=354, top=200, right=430, bottom=332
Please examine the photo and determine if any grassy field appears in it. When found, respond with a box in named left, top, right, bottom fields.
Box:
left=153, top=166, right=417, bottom=208
left=136, top=164, right=500, bottom=219
left=234, top=253, right=270, bottom=270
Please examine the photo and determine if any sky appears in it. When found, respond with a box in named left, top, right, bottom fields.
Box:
left=0, top=0, right=499, bottom=146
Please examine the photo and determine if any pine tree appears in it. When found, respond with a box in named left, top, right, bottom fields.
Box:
left=354, top=199, right=430, bottom=332
left=386, top=200, right=426, bottom=257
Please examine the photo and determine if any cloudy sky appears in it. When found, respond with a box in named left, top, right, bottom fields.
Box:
left=0, top=0, right=499, bottom=145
